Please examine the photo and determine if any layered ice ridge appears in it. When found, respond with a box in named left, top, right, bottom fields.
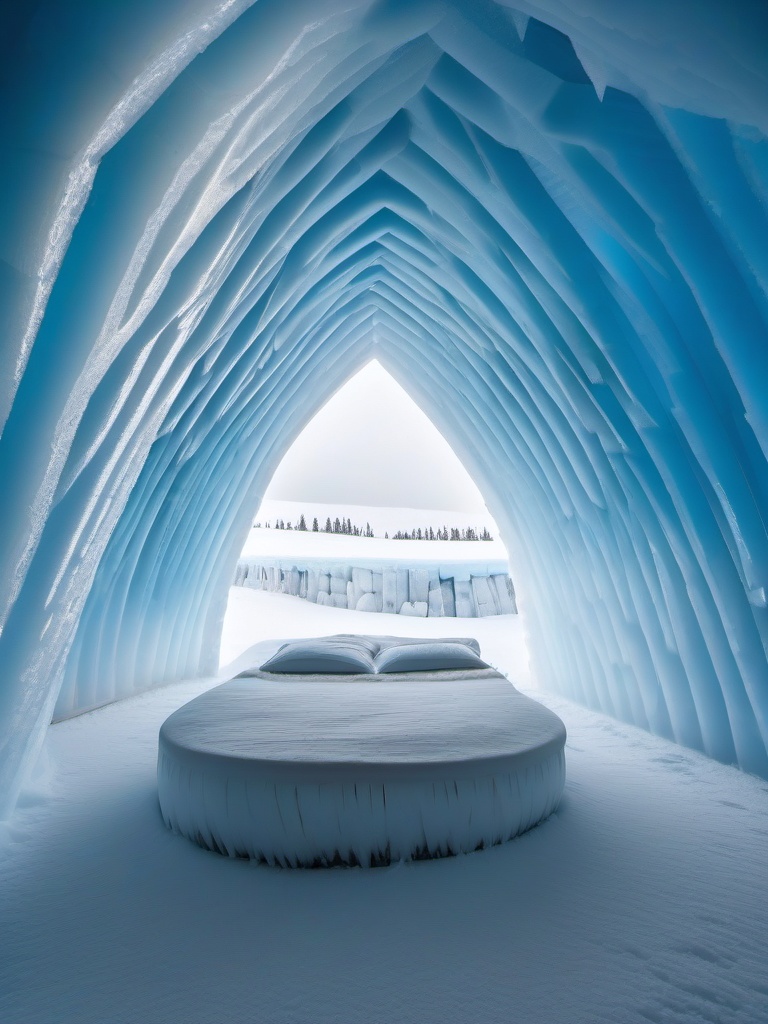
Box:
left=232, top=560, right=516, bottom=619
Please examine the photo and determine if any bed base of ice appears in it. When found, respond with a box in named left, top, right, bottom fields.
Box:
left=158, top=748, right=565, bottom=867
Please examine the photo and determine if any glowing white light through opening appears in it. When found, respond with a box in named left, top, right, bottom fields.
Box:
left=264, top=360, right=490, bottom=513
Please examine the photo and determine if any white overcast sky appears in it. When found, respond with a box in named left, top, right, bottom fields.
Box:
left=265, top=360, right=488, bottom=512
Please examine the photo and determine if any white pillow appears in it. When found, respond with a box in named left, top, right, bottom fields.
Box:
left=374, top=642, right=488, bottom=674
left=373, top=635, right=481, bottom=656
left=260, top=639, right=375, bottom=674
left=322, top=634, right=381, bottom=655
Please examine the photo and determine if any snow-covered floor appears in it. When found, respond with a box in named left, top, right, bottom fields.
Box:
left=2, top=590, right=768, bottom=1024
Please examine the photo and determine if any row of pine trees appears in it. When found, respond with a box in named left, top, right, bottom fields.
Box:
left=254, top=515, right=493, bottom=541
left=390, top=525, right=493, bottom=541
left=259, top=515, right=375, bottom=536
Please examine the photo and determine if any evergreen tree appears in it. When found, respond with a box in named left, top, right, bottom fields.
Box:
left=297, top=514, right=307, bottom=531
left=346, top=517, right=352, bottom=535
left=312, top=517, right=319, bottom=532
left=333, top=517, right=341, bottom=533
left=325, top=517, right=332, bottom=533
left=286, top=521, right=292, bottom=530
left=385, top=531, right=389, bottom=539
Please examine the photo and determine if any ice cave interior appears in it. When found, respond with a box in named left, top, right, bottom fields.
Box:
left=1, top=0, right=768, bottom=818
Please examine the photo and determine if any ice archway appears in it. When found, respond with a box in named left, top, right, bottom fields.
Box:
left=1, top=0, right=767, bottom=812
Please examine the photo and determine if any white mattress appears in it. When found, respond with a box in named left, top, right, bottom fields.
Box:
left=158, top=668, right=566, bottom=867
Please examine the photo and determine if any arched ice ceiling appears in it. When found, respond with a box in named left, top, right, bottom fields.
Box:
left=1, top=0, right=767, bottom=813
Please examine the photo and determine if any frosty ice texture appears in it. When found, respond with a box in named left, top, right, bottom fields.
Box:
left=232, top=559, right=516, bottom=619
left=0, top=0, right=767, bottom=812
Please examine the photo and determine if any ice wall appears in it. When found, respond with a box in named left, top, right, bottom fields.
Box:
left=232, top=559, right=516, bottom=619
left=1, top=0, right=767, bottom=811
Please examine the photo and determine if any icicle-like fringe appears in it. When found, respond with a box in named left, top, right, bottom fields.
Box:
left=158, top=748, right=565, bottom=868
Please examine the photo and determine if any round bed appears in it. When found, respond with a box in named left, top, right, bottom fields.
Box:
left=158, top=638, right=566, bottom=867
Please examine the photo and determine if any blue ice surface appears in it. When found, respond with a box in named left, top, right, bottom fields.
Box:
left=0, top=0, right=767, bottom=812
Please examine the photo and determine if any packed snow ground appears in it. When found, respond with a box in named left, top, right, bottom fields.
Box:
left=2, top=589, right=767, bottom=1024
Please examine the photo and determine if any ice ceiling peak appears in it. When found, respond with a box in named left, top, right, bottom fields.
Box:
left=0, top=0, right=767, bottom=814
